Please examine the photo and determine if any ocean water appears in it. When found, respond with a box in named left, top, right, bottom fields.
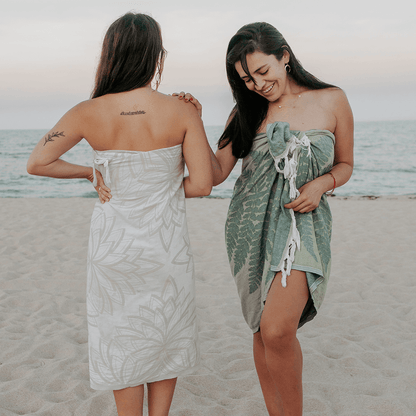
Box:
left=1, top=121, right=415, bottom=198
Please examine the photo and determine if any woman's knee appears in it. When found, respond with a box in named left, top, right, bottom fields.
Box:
left=260, top=323, right=297, bottom=353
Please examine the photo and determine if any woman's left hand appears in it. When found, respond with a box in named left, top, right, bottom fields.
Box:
left=172, top=91, right=202, bottom=118
left=284, top=180, right=323, bottom=213
left=87, top=170, right=112, bottom=204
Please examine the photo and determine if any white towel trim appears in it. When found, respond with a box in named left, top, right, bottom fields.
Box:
left=270, top=134, right=311, bottom=287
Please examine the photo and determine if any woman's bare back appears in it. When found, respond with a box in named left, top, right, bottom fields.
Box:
left=79, top=86, right=193, bottom=152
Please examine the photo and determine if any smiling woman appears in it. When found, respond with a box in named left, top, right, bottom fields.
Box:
left=194, top=21, right=354, bottom=416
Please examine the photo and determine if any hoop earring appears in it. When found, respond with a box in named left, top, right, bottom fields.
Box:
left=285, top=63, right=291, bottom=73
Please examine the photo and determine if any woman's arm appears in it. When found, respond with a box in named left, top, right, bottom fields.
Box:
left=285, top=89, right=354, bottom=213
left=27, top=103, right=111, bottom=203
left=209, top=141, right=238, bottom=186
left=211, top=108, right=239, bottom=185
left=174, top=92, right=238, bottom=185
left=182, top=104, right=213, bottom=197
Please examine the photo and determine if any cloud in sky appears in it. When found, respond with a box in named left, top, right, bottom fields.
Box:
left=1, top=0, right=415, bottom=129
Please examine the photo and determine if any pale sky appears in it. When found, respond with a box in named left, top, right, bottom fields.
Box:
left=1, top=0, right=415, bottom=129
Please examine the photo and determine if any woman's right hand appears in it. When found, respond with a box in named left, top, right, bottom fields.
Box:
left=172, top=91, right=202, bottom=118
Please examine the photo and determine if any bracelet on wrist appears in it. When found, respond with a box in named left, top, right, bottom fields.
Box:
left=326, top=172, right=336, bottom=196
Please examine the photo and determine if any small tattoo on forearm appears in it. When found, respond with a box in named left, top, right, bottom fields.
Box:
left=43, top=131, right=65, bottom=146
left=120, top=111, right=146, bottom=115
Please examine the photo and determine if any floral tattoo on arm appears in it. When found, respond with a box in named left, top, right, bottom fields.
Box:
left=43, top=131, right=65, bottom=146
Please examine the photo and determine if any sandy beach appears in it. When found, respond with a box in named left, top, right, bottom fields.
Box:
left=1, top=196, right=416, bottom=416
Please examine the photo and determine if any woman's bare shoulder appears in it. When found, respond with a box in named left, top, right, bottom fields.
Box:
left=316, top=88, right=353, bottom=141
left=310, top=88, right=350, bottom=119
left=48, top=99, right=96, bottom=126
left=69, top=97, right=108, bottom=119
left=154, top=91, right=197, bottom=108
left=315, top=87, right=348, bottom=105
left=152, top=91, right=201, bottom=121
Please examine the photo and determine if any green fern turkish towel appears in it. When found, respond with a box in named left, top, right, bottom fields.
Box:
left=225, top=121, right=335, bottom=332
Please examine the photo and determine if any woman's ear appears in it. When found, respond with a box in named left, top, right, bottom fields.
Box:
left=282, top=48, right=290, bottom=64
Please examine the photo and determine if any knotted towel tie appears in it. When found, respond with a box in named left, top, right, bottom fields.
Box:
left=270, top=132, right=311, bottom=287
left=92, top=153, right=111, bottom=187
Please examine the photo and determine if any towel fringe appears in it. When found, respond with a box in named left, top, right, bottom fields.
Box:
left=271, top=134, right=310, bottom=287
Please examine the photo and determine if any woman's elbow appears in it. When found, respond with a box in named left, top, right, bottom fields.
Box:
left=184, top=175, right=212, bottom=197
left=26, top=160, right=39, bottom=175
left=196, top=172, right=213, bottom=196
left=27, top=158, right=46, bottom=176
left=199, top=182, right=212, bottom=196
left=213, top=176, right=226, bottom=186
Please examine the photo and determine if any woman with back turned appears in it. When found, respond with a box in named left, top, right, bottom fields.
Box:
left=27, top=13, right=213, bottom=416
left=178, top=22, right=353, bottom=415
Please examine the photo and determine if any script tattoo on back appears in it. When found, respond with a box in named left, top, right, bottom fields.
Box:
left=120, top=111, right=146, bottom=115
left=43, top=131, right=65, bottom=146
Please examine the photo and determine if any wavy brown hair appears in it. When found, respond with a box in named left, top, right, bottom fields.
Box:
left=91, top=13, right=166, bottom=99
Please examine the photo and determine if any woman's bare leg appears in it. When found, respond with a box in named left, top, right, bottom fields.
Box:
left=147, top=378, right=177, bottom=416
left=255, top=270, right=309, bottom=416
left=113, top=385, right=145, bottom=416
left=254, top=331, right=285, bottom=415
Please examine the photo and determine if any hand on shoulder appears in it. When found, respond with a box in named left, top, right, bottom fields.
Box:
left=164, top=94, right=204, bottom=132
left=171, top=91, right=202, bottom=118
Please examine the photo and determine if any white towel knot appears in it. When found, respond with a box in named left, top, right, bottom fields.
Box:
left=92, top=156, right=111, bottom=187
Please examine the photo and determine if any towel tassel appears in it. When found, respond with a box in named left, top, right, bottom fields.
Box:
left=271, top=134, right=310, bottom=287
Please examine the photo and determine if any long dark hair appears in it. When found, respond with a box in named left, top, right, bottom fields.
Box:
left=91, top=13, right=166, bottom=99
left=219, top=22, right=336, bottom=158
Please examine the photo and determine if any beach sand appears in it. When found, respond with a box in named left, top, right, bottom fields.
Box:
left=1, top=196, right=416, bottom=415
